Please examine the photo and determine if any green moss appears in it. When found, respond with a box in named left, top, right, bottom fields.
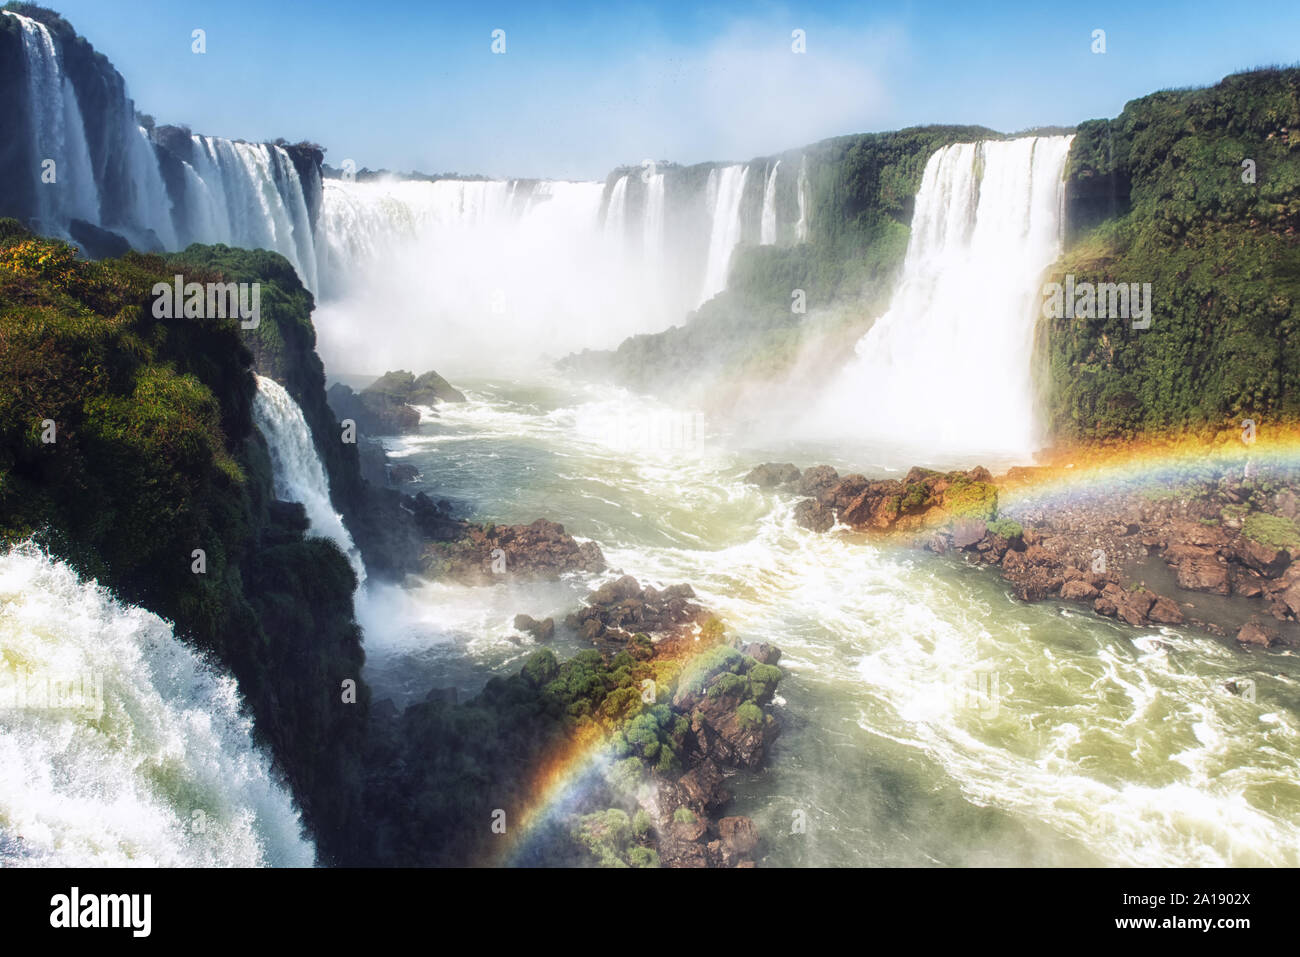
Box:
left=985, top=518, right=1024, bottom=539
left=1242, top=512, right=1300, bottom=550
left=736, top=701, right=764, bottom=730
left=747, top=663, right=783, bottom=703
left=944, top=480, right=999, bottom=520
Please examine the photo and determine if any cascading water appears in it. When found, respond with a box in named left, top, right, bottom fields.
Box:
left=760, top=161, right=780, bottom=245
left=1, top=13, right=318, bottom=286
left=795, top=155, right=810, bottom=243
left=311, top=175, right=686, bottom=374
left=809, top=135, right=1074, bottom=462
left=0, top=544, right=315, bottom=867
left=699, top=164, right=750, bottom=304
left=603, top=174, right=629, bottom=242
left=642, top=172, right=665, bottom=278
left=5, top=11, right=100, bottom=230
left=252, top=376, right=365, bottom=582
left=183, top=137, right=317, bottom=291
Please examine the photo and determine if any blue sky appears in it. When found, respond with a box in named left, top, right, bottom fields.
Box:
left=43, top=0, right=1300, bottom=180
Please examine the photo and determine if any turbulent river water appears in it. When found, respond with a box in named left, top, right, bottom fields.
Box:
left=351, top=378, right=1300, bottom=868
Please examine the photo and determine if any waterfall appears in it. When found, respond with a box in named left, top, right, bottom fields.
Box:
left=0, top=544, right=315, bottom=867
left=1, top=11, right=320, bottom=289
left=5, top=11, right=100, bottom=230
left=183, top=137, right=318, bottom=292
left=602, top=174, right=629, bottom=242
left=810, top=135, right=1074, bottom=460
left=642, top=171, right=665, bottom=276
left=124, top=124, right=177, bottom=249
left=795, top=155, right=809, bottom=243
left=760, top=161, right=780, bottom=245
left=252, top=376, right=365, bottom=582
left=699, top=164, right=750, bottom=304
left=312, top=176, right=684, bottom=371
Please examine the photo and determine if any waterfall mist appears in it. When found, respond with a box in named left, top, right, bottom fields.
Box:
left=802, top=135, right=1074, bottom=463
left=311, top=176, right=689, bottom=377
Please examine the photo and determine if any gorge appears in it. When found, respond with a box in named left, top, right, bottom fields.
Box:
left=2, top=3, right=1299, bottom=870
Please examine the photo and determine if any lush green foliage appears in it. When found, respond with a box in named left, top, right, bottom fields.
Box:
left=1047, top=69, right=1300, bottom=440
left=0, top=226, right=369, bottom=862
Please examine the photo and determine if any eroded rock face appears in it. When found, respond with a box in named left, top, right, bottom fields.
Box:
left=789, top=465, right=997, bottom=533
left=565, top=575, right=708, bottom=646
left=785, top=456, right=1300, bottom=647
left=327, top=382, right=420, bottom=435
left=422, top=518, right=605, bottom=584
left=744, top=462, right=801, bottom=488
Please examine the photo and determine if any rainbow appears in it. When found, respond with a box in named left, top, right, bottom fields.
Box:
left=996, top=428, right=1300, bottom=511
left=487, top=430, right=1300, bottom=866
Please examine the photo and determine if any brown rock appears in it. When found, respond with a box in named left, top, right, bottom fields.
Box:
left=1234, top=539, right=1291, bottom=577
left=1060, top=579, right=1100, bottom=601
left=1175, top=558, right=1230, bottom=595
left=951, top=518, right=987, bottom=549
left=718, top=816, right=759, bottom=861
left=1147, top=596, right=1185, bottom=625
left=744, top=463, right=801, bottom=488
left=1237, top=619, right=1281, bottom=647
left=798, top=465, right=840, bottom=498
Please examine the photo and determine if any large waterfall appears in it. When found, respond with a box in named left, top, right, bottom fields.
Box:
left=700, top=164, right=751, bottom=304
left=1, top=10, right=316, bottom=284
left=312, top=175, right=675, bottom=373
left=184, top=136, right=319, bottom=293
left=6, top=11, right=100, bottom=230
left=253, top=376, right=365, bottom=582
left=0, top=544, right=315, bottom=867
left=2, top=6, right=818, bottom=373
left=810, top=135, right=1074, bottom=461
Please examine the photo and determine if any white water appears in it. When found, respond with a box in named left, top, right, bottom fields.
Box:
left=0, top=544, right=315, bottom=867
left=603, top=174, right=629, bottom=243
left=700, top=164, right=750, bottom=304
left=312, top=176, right=685, bottom=375
left=252, top=376, right=365, bottom=582
left=5, top=11, right=100, bottom=230
left=184, top=137, right=317, bottom=291
left=362, top=379, right=1300, bottom=866
left=760, top=161, right=780, bottom=245
left=795, top=155, right=810, bottom=243
left=810, top=136, right=1074, bottom=461
left=642, top=172, right=665, bottom=279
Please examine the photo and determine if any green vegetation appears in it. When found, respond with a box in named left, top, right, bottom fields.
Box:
left=985, top=518, right=1024, bottom=540
left=0, top=224, right=368, bottom=862
left=1046, top=68, right=1300, bottom=440
left=1242, top=511, right=1300, bottom=549
left=371, top=629, right=781, bottom=866
left=736, top=701, right=764, bottom=730
left=943, top=478, right=999, bottom=520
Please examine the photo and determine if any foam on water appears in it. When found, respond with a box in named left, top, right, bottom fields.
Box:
left=0, top=545, right=315, bottom=867
left=367, top=380, right=1300, bottom=866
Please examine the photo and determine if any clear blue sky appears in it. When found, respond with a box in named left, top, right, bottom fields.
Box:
left=44, top=0, right=1300, bottom=180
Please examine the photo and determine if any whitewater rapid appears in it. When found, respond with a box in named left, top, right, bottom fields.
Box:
left=358, top=379, right=1300, bottom=867
left=0, top=545, right=315, bottom=867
